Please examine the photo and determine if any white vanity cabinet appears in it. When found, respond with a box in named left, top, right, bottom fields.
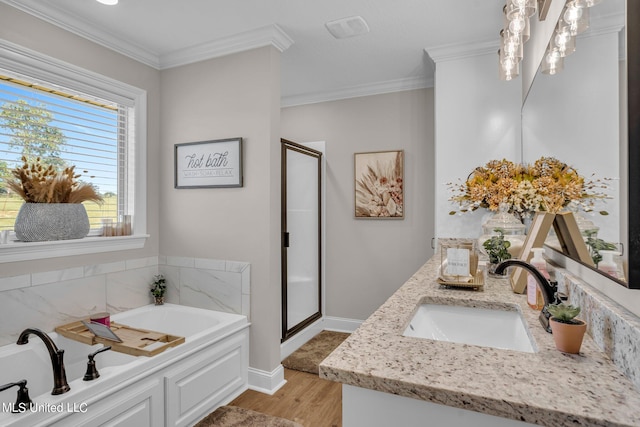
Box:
left=344, top=385, right=537, bottom=427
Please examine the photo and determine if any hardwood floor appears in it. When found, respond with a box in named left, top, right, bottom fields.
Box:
left=230, top=368, right=342, bottom=427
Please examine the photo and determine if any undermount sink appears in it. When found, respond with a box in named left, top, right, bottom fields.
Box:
left=403, top=303, right=536, bottom=353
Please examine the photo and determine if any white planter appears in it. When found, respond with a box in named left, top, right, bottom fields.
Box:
left=14, top=203, right=90, bottom=242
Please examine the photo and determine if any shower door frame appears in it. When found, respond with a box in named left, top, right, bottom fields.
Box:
left=281, top=138, right=323, bottom=342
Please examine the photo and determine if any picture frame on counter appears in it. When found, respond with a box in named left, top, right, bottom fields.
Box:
left=174, top=137, right=243, bottom=189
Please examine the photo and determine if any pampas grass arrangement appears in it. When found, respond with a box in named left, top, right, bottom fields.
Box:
left=6, top=156, right=103, bottom=204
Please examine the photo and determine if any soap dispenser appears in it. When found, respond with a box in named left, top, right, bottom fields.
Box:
left=527, top=248, right=549, bottom=310
left=598, top=250, right=619, bottom=278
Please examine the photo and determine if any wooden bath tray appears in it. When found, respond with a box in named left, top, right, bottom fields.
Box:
left=55, top=320, right=185, bottom=357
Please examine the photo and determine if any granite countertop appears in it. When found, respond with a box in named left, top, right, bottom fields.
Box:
left=319, top=256, right=640, bottom=427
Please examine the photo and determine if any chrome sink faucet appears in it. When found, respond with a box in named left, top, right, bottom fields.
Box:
left=16, top=328, right=70, bottom=395
left=495, top=259, right=561, bottom=333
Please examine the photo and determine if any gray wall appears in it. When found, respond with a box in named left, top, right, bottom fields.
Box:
left=159, top=47, right=282, bottom=373
left=281, top=89, right=435, bottom=320
left=433, top=51, right=523, bottom=240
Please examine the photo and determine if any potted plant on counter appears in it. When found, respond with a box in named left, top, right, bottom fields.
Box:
left=150, top=274, right=166, bottom=305
left=482, top=228, right=512, bottom=276
left=6, top=156, right=103, bottom=242
left=547, top=302, right=587, bottom=354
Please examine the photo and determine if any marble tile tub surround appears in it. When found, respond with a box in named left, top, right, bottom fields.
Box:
left=320, top=256, right=640, bottom=427
left=555, top=269, right=640, bottom=392
left=0, top=255, right=250, bottom=346
left=158, top=255, right=250, bottom=319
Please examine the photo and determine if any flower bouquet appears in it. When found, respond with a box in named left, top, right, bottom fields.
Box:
left=448, top=157, right=609, bottom=220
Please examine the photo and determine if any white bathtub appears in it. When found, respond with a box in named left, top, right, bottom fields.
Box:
left=0, top=303, right=249, bottom=427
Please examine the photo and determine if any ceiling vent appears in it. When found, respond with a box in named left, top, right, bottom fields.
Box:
left=325, top=16, right=370, bottom=39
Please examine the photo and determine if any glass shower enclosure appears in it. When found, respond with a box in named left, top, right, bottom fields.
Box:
left=281, top=139, right=322, bottom=342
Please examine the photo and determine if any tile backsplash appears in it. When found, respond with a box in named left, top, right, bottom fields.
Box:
left=0, top=255, right=250, bottom=346
left=159, top=255, right=250, bottom=318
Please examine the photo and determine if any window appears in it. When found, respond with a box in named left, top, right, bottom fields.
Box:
left=0, top=73, right=126, bottom=231
left=0, top=40, right=147, bottom=260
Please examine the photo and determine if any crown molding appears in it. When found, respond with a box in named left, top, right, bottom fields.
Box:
left=581, top=10, right=625, bottom=39
left=0, top=1, right=293, bottom=70
left=159, top=24, right=294, bottom=70
left=281, top=75, right=433, bottom=108
left=425, top=39, right=498, bottom=63
left=425, top=8, right=624, bottom=64
left=0, top=0, right=160, bottom=68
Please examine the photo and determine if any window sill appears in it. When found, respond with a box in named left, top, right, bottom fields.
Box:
left=0, top=235, right=149, bottom=263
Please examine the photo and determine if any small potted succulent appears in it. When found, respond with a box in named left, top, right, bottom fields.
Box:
left=547, top=302, right=587, bottom=354
left=482, top=228, right=512, bottom=276
left=150, top=274, right=166, bottom=305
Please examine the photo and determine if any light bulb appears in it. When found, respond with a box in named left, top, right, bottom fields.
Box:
left=509, top=0, right=536, bottom=18
left=554, top=26, right=576, bottom=57
left=541, top=48, right=564, bottom=75
left=500, top=29, right=523, bottom=61
left=498, top=49, right=519, bottom=81
left=509, top=16, right=526, bottom=34
left=563, top=3, right=589, bottom=35
left=508, top=15, right=530, bottom=43
left=564, top=5, right=583, bottom=23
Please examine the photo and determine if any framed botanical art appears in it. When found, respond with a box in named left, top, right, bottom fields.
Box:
left=354, top=150, right=404, bottom=219
left=174, top=137, right=243, bottom=188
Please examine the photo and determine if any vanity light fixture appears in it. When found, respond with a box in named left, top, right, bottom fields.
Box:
left=96, top=0, right=118, bottom=5
left=499, top=0, right=599, bottom=80
left=499, top=0, right=536, bottom=80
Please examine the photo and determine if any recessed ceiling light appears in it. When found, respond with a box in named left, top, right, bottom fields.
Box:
left=96, top=0, right=118, bottom=5
left=325, top=16, right=370, bottom=39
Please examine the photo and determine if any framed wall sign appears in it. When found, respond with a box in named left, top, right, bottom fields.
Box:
left=174, top=137, right=243, bottom=188
left=354, top=150, right=404, bottom=218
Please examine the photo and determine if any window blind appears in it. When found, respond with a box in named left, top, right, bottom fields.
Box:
left=0, top=72, right=125, bottom=231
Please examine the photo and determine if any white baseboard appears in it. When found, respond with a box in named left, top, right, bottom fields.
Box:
left=323, top=316, right=362, bottom=333
left=249, top=317, right=363, bottom=396
left=248, top=365, right=286, bottom=395
left=280, top=317, right=325, bottom=359
left=280, top=316, right=363, bottom=360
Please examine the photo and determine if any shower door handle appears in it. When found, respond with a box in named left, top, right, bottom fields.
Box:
left=283, top=232, right=290, bottom=248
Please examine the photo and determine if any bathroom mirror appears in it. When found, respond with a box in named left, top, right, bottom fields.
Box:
left=521, top=0, right=639, bottom=288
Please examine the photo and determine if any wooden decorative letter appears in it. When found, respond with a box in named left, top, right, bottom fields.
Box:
left=510, top=211, right=593, bottom=294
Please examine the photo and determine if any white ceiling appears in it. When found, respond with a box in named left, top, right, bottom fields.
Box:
left=0, top=0, right=623, bottom=106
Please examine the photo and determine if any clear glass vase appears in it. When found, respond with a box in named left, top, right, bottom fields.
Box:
left=478, top=202, right=526, bottom=261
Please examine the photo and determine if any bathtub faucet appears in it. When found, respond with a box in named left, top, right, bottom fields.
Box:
left=0, top=379, right=32, bottom=412
left=495, top=259, right=561, bottom=334
left=16, top=328, right=70, bottom=395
